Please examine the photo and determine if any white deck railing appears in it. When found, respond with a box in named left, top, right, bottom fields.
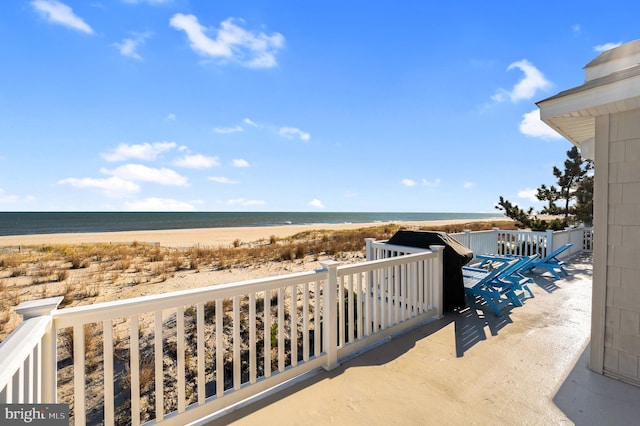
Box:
left=448, top=226, right=593, bottom=259
left=0, top=248, right=444, bottom=426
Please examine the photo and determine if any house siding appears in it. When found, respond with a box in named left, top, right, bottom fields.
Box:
left=603, top=108, right=640, bottom=385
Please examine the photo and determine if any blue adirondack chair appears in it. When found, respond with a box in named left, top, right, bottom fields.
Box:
left=462, top=259, right=519, bottom=317
left=475, top=254, right=538, bottom=300
left=522, top=243, right=573, bottom=279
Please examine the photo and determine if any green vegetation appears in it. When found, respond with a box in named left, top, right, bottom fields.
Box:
left=497, top=146, right=593, bottom=230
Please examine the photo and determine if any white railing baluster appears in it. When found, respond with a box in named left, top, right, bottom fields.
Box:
left=373, top=268, right=379, bottom=333
left=233, top=296, right=241, bottom=391
left=249, top=293, right=257, bottom=384
left=290, top=285, right=298, bottom=367
left=408, top=263, right=415, bottom=322
left=264, top=289, right=272, bottom=378
left=394, top=264, right=400, bottom=325
left=338, top=276, right=345, bottom=347
left=103, top=319, right=114, bottom=425
left=277, top=287, right=285, bottom=373
left=27, top=344, right=35, bottom=403
left=313, top=282, right=320, bottom=358
left=365, top=271, right=371, bottom=337
left=215, top=299, right=224, bottom=397
left=197, top=303, right=205, bottom=404
left=348, top=275, right=354, bottom=344
left=73, top=325, right=85, bottom=426
left=17, top=364, right=24, bottom=403
left=176, top=306, right=185, bottom=413
left=154, top=311, right=163, bottom=422
left=303, top=283, right=309, bottom=362
left=357, top=273, right=363, bottom=339
left=385, top=266, right=391, bottom=329
left=130, top=315, right=140, bottom=426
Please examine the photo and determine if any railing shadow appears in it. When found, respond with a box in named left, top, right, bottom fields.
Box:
left=213, top=254, right=594, bottom=425
left=530, top=273, right=562, bottom=293
left=216, top=304, right=515, bottom=424
left=453, top=296, right=513, bottom=357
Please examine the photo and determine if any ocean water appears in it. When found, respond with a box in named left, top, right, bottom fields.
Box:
left=0, top=212, right=504, bottom=236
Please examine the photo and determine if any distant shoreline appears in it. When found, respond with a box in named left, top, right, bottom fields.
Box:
left=0, top=218, right=510, bottom=248
left=0, top=211, right=505, bottom=236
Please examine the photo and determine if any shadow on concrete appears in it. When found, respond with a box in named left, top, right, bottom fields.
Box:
left=553, top=343, right=640, bottom=426
left=214, top=305, right=519, bottom=424
left=211, top=253, right=596, bottom=425
left=453, top=296, right=513, bottom=357
left=211, top=317, right=450, bottom=424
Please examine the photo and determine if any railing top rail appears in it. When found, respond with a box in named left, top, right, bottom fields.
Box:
left=367, top=241, right=430, bottom=253
left=338, top=250, right=436, bottom=276
left=53, top=269, right=327, bottom=328
left=0, top=315, right=51, bottom=388
left=495, top=229, right=549, bottom=236
left=449, top=229, right=496, bottom=236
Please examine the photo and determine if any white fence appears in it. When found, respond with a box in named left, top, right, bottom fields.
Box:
left=448, top=226, right=593, bottom=259
left=0, top=249, right=444, bottom=426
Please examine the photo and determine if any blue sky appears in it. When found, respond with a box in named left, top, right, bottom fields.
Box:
left=0, top=1, right=635, bottom=212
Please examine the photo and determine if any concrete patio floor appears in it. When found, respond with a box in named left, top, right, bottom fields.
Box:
left=206, top=253, right=640, bottom=425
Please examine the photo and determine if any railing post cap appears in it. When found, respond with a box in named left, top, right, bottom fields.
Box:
left=429, top=245, right=446, bottom=252
left=15, top=296, right=64, bottom=320
left=320, top=260, right=340, bottom=269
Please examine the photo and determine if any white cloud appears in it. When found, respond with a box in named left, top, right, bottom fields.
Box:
left=125, top=197, right=196, bottom=212
left=209, top=176, right=238, bottom=184
left=166, top=113, right=176, bottom=121
left=225, top=198, right=265, bottom=206
left=174, top=154, right=220, bottom=169
left=243, top=118, right=259, bottom=127
left=308, top=198, right=324, bottom=208
left=278, top=127, right=310, bottom=142
left=0, top=188, right=17, bottom=203
left=102, top=142, right=176, bottom=162
left=463, top=182, right=476, bottom=189
left=401, top=179, right=417, bottom=187
left=594, top=42, right=622, bottom=53
left=58, top=176, right=140, bottom=198
left=421, top=178, right=441, bottom=188
left=492, top=59, right=551, bottom=103
left=0, top=188, right=28, bottom=204
left=213, top=125, right=243, bottom=134
left=519, top=109, right=563, bottom=140
left=169, top=15, right=284, bottom=68
left=31, top=0, right=93, bottom=34
left=232, top=158, right=250, bottom=167
left=114, top=32, right=152, bottom=60
left=102, top=164, right=189, bottom=186
left=518, top=188, right=539, bottom=203
left=572, top=24, right=581, bottom=34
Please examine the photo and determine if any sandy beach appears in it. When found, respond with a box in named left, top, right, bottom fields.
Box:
left=0, top=218, right=508, bottom=248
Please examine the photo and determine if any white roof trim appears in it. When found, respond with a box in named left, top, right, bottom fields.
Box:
left=538, top=73, right=640, bottom=157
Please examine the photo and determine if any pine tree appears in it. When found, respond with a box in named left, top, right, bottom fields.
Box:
left=496, top=146, right=593, bottom=230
